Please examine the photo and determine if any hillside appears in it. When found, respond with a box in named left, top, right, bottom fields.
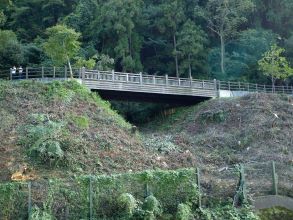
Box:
left=0, top=80, right=164, bottom=181
left=142, top=93, right=293, bottom=197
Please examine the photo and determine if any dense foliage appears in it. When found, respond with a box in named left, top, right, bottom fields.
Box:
left=0, top=168, right=258, bottom=220
left=0, top=0, right=292, bottom=83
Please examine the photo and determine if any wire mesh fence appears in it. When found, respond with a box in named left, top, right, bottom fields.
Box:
left=0, top=163, right=292, bottom=219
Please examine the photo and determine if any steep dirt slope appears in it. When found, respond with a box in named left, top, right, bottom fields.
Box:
left=142, top=94, right=293, bottom=196
left=0, top=80, right=163, bottom=181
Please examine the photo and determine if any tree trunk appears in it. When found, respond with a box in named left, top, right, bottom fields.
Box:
left=67, top=57, right=73, bottom=78
left=188, top=54, right=192, bottom=79
left=220, top=35, right=225, bottom=75
left=173, top=34, right=179, bottom=78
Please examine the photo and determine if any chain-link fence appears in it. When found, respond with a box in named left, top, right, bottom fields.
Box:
left=0, top=163, right=292, bottom=219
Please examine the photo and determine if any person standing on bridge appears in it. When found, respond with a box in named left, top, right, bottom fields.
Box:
left=10, top=66, right=16, bottom=80
left=18, top=66, right=23, bottom=79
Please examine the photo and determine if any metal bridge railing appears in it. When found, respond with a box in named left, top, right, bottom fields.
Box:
left=1, top=67, right=293, bottom=95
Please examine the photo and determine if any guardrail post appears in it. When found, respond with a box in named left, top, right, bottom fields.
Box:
left=26, top=67, right=29, bottom=79
left=202, top=81, right=205, bottom=89
left=178, top=78, right=181, bottom=86
left=153, top=75, right=156, bottom=85
left=196, top=168, right=202, bottom=208
left=165, top=75, right=168, bottom=86
left=256, top=84, right=258, bottom=92
left=248, top=83, right=250, bottom=92
left=140, top=72, right=143, bottom=85
left=238, top=82, right=241, bottom=90
left=272, top=161, right=278, bottom=195
left=264, top=85, right=266, bottom=92
left=126, top=73, right=129, bottom=83
left=82, top=67, right=86, bottom=84
left=282, top=86, right=285, bottom=94
left=228, top=81, right=231, bottom=91
left=112, top=70, right=115, bottom=82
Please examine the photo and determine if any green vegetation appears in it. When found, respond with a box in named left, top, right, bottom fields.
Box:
left=0, top=0, right=292, bottom=84
left=0, top=168, right=258, bottom=219
left=0, top=80, right=156, bottom=180
left=43, top=24, right=81, bottom=77
left=258, top=44, right=293, bottom=88
left=258, top=207, right=293, bottom=220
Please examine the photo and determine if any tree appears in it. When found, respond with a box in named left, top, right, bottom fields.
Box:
left=177, top=20, right=207, bottom=78
left=258, top=45, right=293, bottom=90
left=155, top=0, right=185, bottom=77
left=0, top=29, right=23, bottom=69
left=91, top=0, right=143, bottom=72
left=43, top=24, right=81, bottom=78
left=204, top=0, right=254, bottom=75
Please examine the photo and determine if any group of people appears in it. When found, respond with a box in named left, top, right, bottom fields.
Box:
left=10, top=66, right=23, bottom=79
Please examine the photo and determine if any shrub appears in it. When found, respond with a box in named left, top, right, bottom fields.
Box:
left=176, top=203, right=192, bottom=220
left=70, top=115, right=89, bottom=129
left=29, top=205, right=54, bottom=220
left=142, top=195, right=162, bottom=217
left=19, top=114, right=69, bottom=166
left=117, top=193, right=137, bottom=217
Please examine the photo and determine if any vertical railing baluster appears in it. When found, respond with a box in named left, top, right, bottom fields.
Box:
left=65, top=66, right=67, bottom=79
left=140, top=72, right=143, bottom=85
left=26, top=67, right=29, bottom=79
left=41, top=66, right=44, bottom=79
left=165, top=75, right=168, bottom=86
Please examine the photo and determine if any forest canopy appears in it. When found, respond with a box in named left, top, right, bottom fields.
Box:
left=0, top=0, right=292, bottom=84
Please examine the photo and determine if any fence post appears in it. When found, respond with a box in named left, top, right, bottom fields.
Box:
left=238, top=82, right=241, bottom=90
left=82, top=67, right=86, bottom=84
left=64, top=66, right=67, bottom=79
left=26, top=67, right=29, bottom=79
left=89, top=176, right=93, bottom=220
left=140, top=72, right=143, bottom=85
left=228, top=81, right=231, bottom=91
left=41, top=66, right=44, bottom=79
left=196, top=168, right=202, bottom=208
left=28, top=181, right=32, bottom=219
left=112, top=70, right=115, bottom=82
left=78, top=68, right=81, bottom=79
left=272, top=161, right=278, bottom=195
left=53, top=67, right=56, bottom=78
left=144, top=182, right=150, bottom=198
left=190, top=76, right=193, bottom=88
left=165, top=75, right=168, bottom=86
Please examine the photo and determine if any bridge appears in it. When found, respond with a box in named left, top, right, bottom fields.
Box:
left=1, top=67, right=293, bottom=104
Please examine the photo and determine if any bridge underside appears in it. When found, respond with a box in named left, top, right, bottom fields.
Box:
left=93, top=89, right=211, bottom=105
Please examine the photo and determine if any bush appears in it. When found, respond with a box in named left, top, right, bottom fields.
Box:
left=29, top=205, right=54, bottom=220
left=176, top=203, right=192, bottom=220
left=142, top=195, right=162, bottom=217
left=19, top=114, right=69, bottom=166
left=117, top=193, right=137, bottom=217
